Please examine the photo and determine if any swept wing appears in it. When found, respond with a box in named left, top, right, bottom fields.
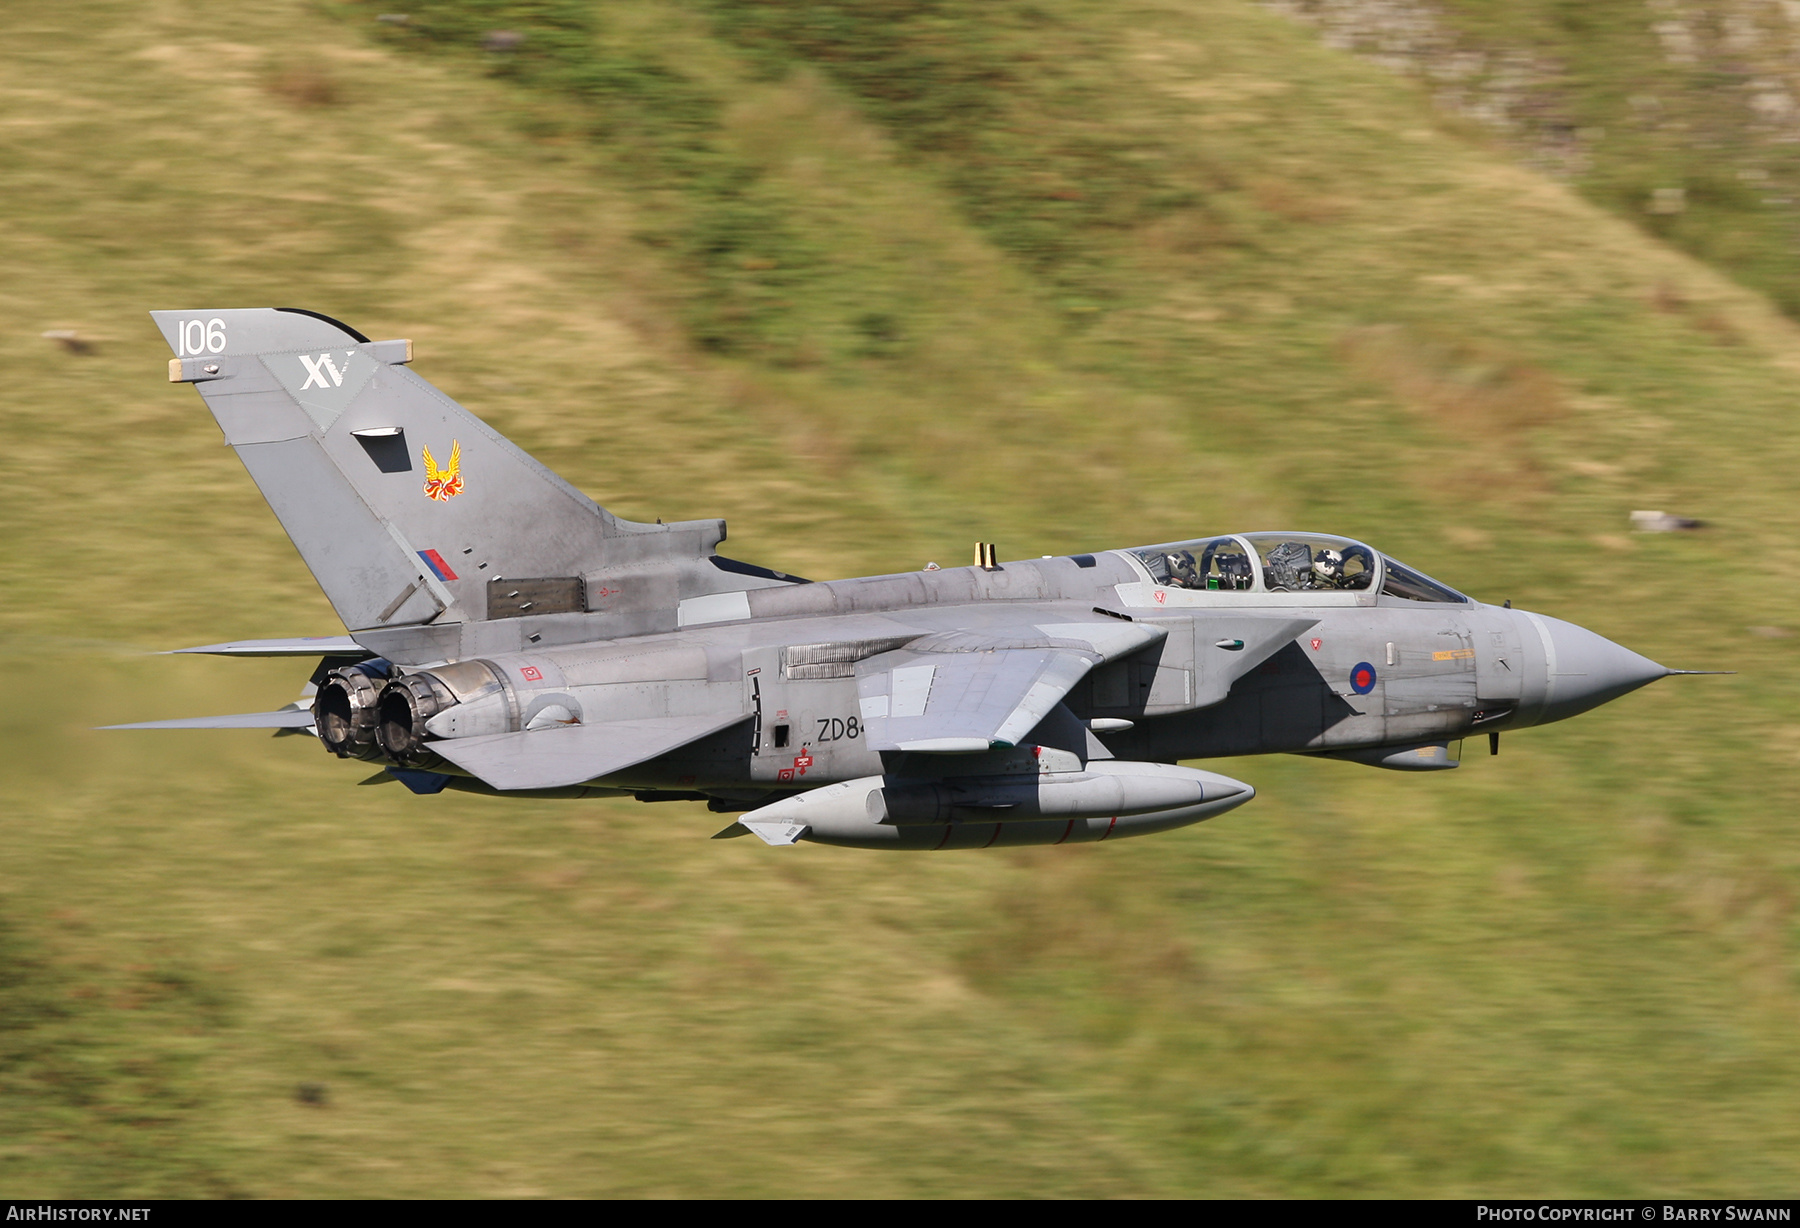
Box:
left=855, top=619, right=1166, bottom=753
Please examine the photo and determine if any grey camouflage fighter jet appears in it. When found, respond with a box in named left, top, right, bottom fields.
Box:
left=116, top=307, right=1694, bottom=850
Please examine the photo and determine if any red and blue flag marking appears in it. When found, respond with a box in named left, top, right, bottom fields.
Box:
left=418, top=549, right=458, bottom=582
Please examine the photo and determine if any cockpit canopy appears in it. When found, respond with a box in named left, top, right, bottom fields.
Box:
left=1127, top=533, right=1468, bottom=602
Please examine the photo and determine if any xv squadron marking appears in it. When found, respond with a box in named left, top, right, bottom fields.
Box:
left=299, top=352, right=353, bottom=390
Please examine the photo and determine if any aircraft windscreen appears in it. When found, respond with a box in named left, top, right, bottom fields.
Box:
left=1380, top=556, right=1469, bottom=603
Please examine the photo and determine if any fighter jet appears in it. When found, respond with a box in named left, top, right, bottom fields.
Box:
left=116, top=308, right=1697, bottom=850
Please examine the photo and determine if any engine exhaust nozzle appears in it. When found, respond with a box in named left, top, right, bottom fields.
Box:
left=375, top=673, right=453, bottom=765
left=313, top=663, right=388, bottom=760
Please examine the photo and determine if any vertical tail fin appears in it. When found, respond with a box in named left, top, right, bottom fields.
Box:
left=153, top=308, right=730, bottom=637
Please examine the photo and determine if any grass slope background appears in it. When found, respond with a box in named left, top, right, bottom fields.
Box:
left=1, top=0, right=1797, bottom=1197
left=1283, top=0, right=1800, bottom=319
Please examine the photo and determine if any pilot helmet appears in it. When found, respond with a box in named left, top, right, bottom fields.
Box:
left=1166, top=550, right=1199, bottom=585
left=1312, top=548, right=1346, bottom=583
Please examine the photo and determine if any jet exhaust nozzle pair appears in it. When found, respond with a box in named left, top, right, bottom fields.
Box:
left=315, top=662, right=448, bottom=765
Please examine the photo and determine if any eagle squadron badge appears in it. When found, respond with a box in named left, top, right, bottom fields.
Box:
left=421, top=440, right=463, bottom=502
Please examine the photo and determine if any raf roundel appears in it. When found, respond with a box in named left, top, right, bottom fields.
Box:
left=1350, top=662, right=1378, bottom=695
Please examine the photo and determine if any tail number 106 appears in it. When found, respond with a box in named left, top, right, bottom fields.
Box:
left=176, top=318, right=227, bottom=356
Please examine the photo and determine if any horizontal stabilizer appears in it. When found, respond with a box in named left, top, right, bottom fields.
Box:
left=427, top=712, right=747, bottom=791
left=101, top=708, right=316, bottom=730
left=167, top=636, right=367, bottom=657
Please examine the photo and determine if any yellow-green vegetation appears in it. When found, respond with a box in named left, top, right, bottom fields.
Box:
left=2, top=0, right=1797, bottom=1197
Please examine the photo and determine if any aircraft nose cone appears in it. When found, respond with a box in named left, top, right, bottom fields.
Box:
left=1533, top=613, right=1668, bottom=724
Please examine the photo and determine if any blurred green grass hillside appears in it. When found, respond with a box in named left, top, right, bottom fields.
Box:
left=1, top=0, right=1797, bottom=1197
left=1280, top=0, right=1800, bottom=317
